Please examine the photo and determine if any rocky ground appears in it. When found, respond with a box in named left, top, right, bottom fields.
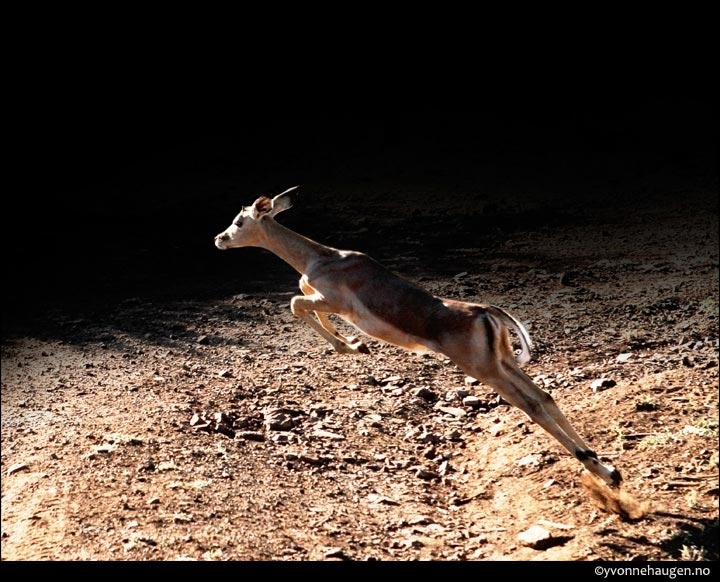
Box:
left=2, top=158, right=718, bottom=561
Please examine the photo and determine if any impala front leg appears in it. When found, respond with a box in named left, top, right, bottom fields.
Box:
left=290, top=293, right=370, bottom=354
left=299, top=278, right=369, bottom=351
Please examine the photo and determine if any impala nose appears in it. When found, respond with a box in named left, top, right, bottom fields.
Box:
left=215, top=233, right=230, bottom=249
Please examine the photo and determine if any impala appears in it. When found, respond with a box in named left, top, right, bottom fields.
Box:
left=214, top=187, right=621, bottom=488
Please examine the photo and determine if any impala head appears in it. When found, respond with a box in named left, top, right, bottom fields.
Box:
left=214, top=186, right=299, bottom=250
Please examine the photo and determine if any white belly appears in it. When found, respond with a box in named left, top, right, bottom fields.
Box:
left=339, top=306, right=440, bottom=355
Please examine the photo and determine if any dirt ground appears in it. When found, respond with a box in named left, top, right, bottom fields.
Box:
left=2, top=158, right=718, bottom=561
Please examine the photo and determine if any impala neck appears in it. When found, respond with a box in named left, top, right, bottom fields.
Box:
left=257, top=218, right=333, bottom=274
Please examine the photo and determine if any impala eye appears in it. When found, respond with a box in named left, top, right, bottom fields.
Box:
left=233, top=219, right=244, bottom=228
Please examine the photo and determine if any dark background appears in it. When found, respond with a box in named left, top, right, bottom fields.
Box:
left=4, top=91, right=717, bottom=327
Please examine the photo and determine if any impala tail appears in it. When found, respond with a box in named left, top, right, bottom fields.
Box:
left=487, top=305, right=534, bottom=366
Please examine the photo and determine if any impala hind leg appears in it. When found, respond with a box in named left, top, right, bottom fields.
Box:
left=290, top=292, right=370, bottom=354
left=479, top=363, right=621, bottom=486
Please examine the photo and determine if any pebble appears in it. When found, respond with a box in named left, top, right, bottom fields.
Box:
left=434, top=404, right=466, bottom=418
left=462, top=396, right=482, bottom=409
left=6, top=462, right=29, bottom=476
left=415, top=467, right=440, bottom=480
left=237, top=431, right=265, bottom=441
left=324, top=547, right=349, bottom=560
left=591, top=378, right=616, bottom=392
left=516, top=454, right=540, bottom=467
left=312, top=429, right=345, bottom=440
left=414, top=387, right=438, bottom=401
left=264, top=411, right=296, bottom=431
left=488, top=424, right=505, bottom=437
left=517, top=525, right=553, bottom=549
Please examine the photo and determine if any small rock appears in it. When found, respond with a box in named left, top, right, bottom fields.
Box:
left=265, top=411, right=296, bottom=431
left=591, top=378, right=616, bottom=392
left=271, top=433, right=294, bottom=444
left=218, top=369, right=233, bottom=378
left=414, top=387, right=438, bottom=401
left=517, top=525, right=553, bottom=549
left=211, top=412, right=236, bottom=438
left=383, top=375, right=404, bottom=386
left=190, top=413, right=211, bottom=430
left=434, top=404, right=466, bottom=418
left=238, top=431, right=265, bottom=442
left=516, top=454, right=540, bottom=467
left=138, top=460, right=156, bottom=472
left=616, top=353, right=632, bottom=363
left=417, top=430, right=442, bottom=444
left=312, top=429, right=345, bottom=440
left=299, top=454, right=324, bottom=466
left=488, top=424, right=505, bottom=437
left=196, top=335, right=209, bottom=345
left=464, top=376, right=479, bottom=386
left=367, top=493, right=400, bottom=506
left=415, top=467, right=440, bottom=480
left=407, top=515, right=433, bottom=526
left=147, top=497, right=160, bottom=505
left=324, top=547, right=348, bottom=560
left=462, top=396, right=482, bottom=409
left=447, top=429, right=463, bottom=441
left=6, top=462, right=29, bottom=476
left=444, top=390, right=460, bottom=402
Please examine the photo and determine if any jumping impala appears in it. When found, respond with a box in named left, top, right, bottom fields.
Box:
left=214, top=186, right=622, bottom=488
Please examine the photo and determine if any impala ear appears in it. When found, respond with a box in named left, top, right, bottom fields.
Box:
left=249, top=196, right=273, bottom=219
left=268, top=185, right=300, bottom=217
left=249, top=186, right=299, bottom=219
